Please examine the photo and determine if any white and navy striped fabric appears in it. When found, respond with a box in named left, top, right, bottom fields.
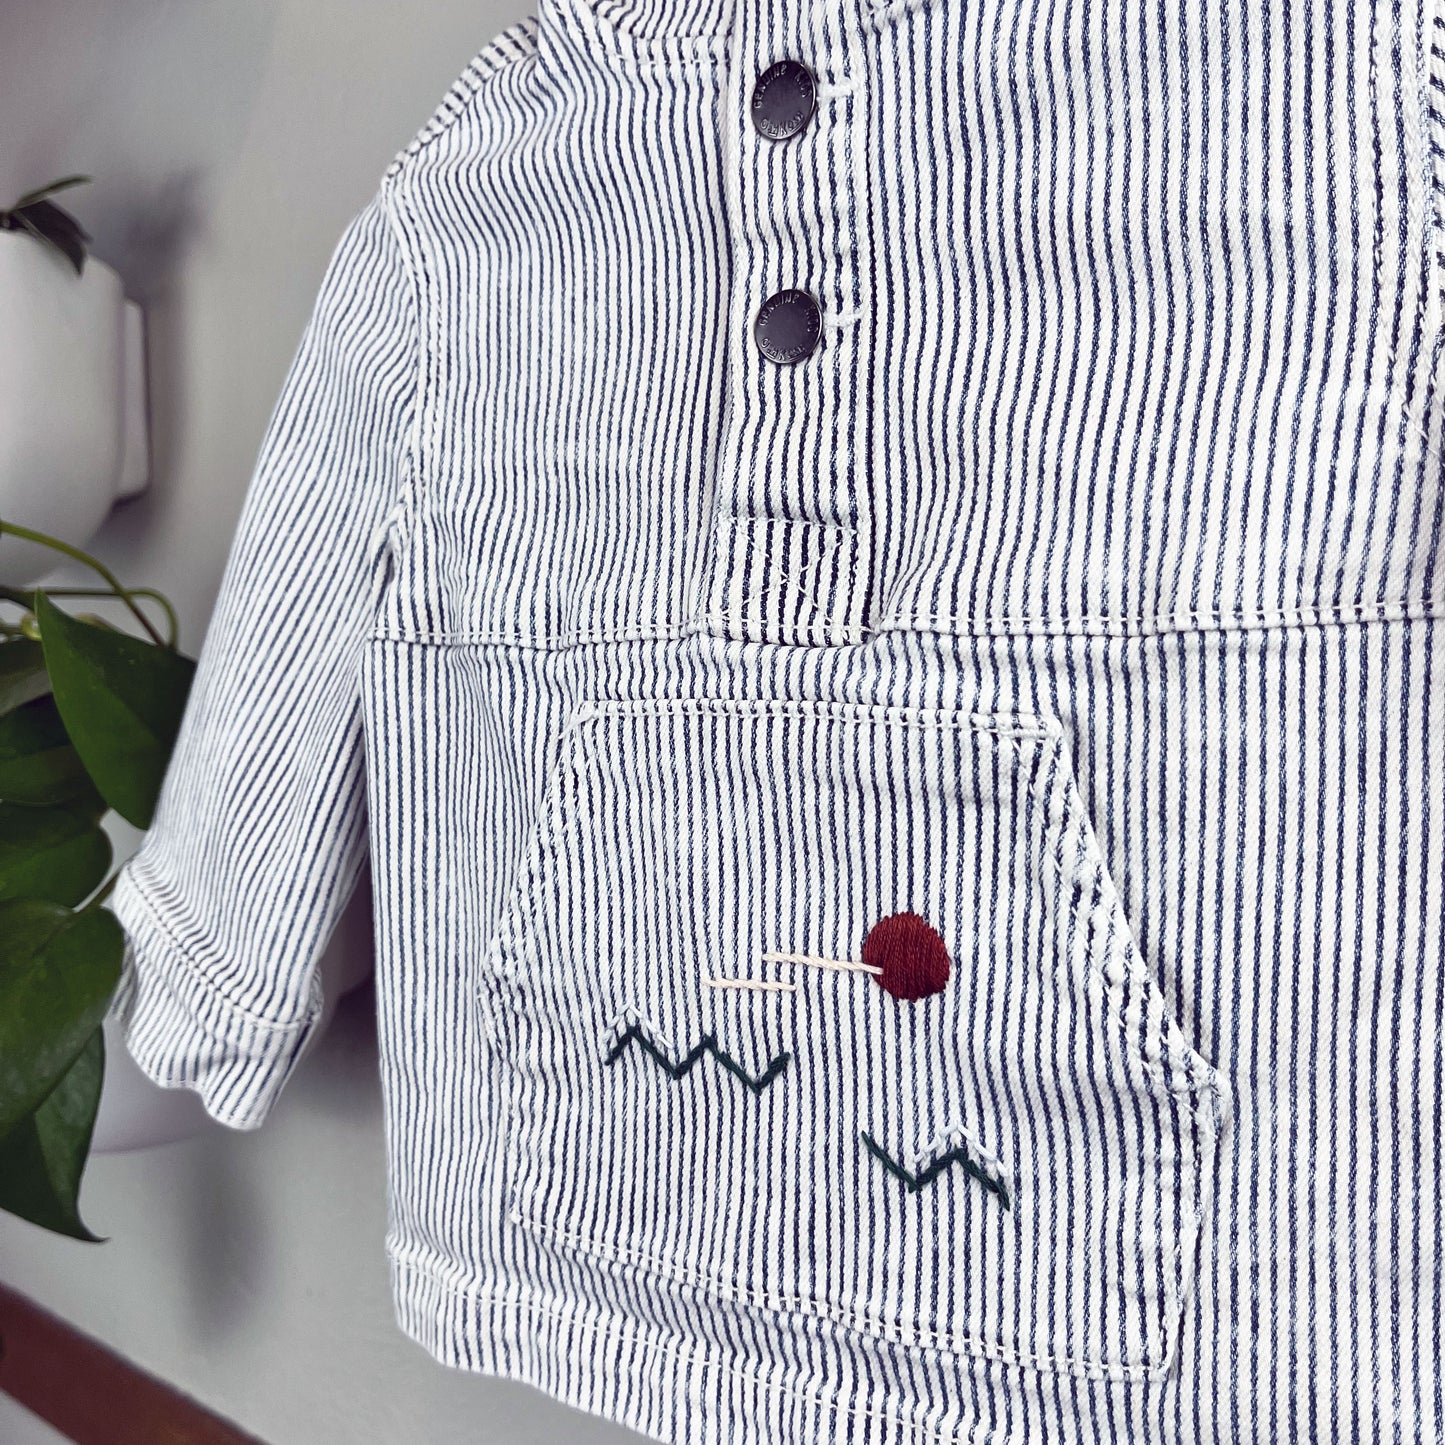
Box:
left=108, top=0, right=1445, bottom=1439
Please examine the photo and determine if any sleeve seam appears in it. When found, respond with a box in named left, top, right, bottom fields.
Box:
left=378, top=168, right=424, bottom=521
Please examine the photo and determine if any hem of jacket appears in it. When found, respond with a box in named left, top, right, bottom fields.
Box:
left=386, top=1252, right=1013, bottom=1445
left=104, top=858, right=325, bottom=1133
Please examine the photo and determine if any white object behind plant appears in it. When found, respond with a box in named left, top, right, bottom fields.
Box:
left=0, top=232, right=148, bottom=586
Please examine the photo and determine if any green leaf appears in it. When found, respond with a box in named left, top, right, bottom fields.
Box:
left=0, top=898, right=123, bottom=1141
left=0, top=693, right=92, bottom=804
left=0, top=639, right=52, bottom=716
left=0, top=802, right=112, bottom=905
left=59, top=770, right=112, bottom=824
left=19, top=199, right=90, bottom=277
left=34, top=593, right=195, bottom=828
left=0, top=1026, right=107, bottom=1241
left=9, top=175, right=92, bottom=209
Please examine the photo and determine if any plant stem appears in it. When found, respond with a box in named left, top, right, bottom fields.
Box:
left=20, top=585, right=178, bottom=648
left=81, top=871, right=120, bottom=913
left=0, top=520, right=167, bottom=646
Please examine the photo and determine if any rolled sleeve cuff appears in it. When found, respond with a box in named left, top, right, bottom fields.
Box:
left=105, top=860, right=326, bottom=1132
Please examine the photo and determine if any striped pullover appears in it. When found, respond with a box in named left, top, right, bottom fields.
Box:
left=108, top=1, right=1445, bottom=1440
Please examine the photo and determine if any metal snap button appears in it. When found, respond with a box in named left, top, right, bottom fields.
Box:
left=750, top=60, right=817, bottom=140
left=754, top=288, right=822, bottom=363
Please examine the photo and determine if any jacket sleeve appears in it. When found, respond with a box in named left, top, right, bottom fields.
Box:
left=104, top=182, right=418, bottom=1131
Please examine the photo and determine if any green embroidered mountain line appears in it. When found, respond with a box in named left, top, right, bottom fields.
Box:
left=859, top=1130, right=1012, bottom=1209
left=604, top=1023, right=790, bottom=1093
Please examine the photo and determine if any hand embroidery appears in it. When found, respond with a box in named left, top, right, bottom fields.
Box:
left=604, top=1020, right=789, bottom=1093
left=860, top=1127, right=1011, bottom=1209
left=702, top=910, right=953, bottom=1000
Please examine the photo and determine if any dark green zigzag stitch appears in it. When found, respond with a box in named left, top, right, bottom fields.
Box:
left=860, top=1131, right=1012, bottom=1210
left=604, top=1023, right=789, bottom=1094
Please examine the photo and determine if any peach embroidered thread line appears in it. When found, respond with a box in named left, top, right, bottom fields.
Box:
left=703, top=951, right=881, bottom=991
left=702, top=977, right=799, bottom=992
left=762, top=951, right=882, bottom=975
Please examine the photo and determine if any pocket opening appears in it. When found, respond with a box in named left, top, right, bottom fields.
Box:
left=999, top=720, right=1226, bottom=1119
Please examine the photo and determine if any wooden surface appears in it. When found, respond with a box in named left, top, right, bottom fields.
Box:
left=0, top=1279, right=265, bottom=1444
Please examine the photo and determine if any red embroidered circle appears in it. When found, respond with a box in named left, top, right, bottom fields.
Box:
left=863, top=911, right=951, bottom=1000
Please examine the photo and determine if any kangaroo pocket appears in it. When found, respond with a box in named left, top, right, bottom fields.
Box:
left=473, top=693, right=1227, bottom=1382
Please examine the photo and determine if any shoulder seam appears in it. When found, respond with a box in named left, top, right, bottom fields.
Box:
left=381, top=15, right=540, bottom=182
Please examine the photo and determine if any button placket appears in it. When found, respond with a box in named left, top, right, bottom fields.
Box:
left=689, top=0, right=875, bottom=647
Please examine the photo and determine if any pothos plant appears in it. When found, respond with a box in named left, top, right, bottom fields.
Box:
left=0, top=519, right=195, bottom=1240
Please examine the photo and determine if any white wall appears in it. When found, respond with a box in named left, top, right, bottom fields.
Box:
left=0, top=4, right=643, bottom=1439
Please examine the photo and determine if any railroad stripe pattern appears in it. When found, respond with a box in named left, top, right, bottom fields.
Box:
left=107, top=0, right=1444, bottom=1440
